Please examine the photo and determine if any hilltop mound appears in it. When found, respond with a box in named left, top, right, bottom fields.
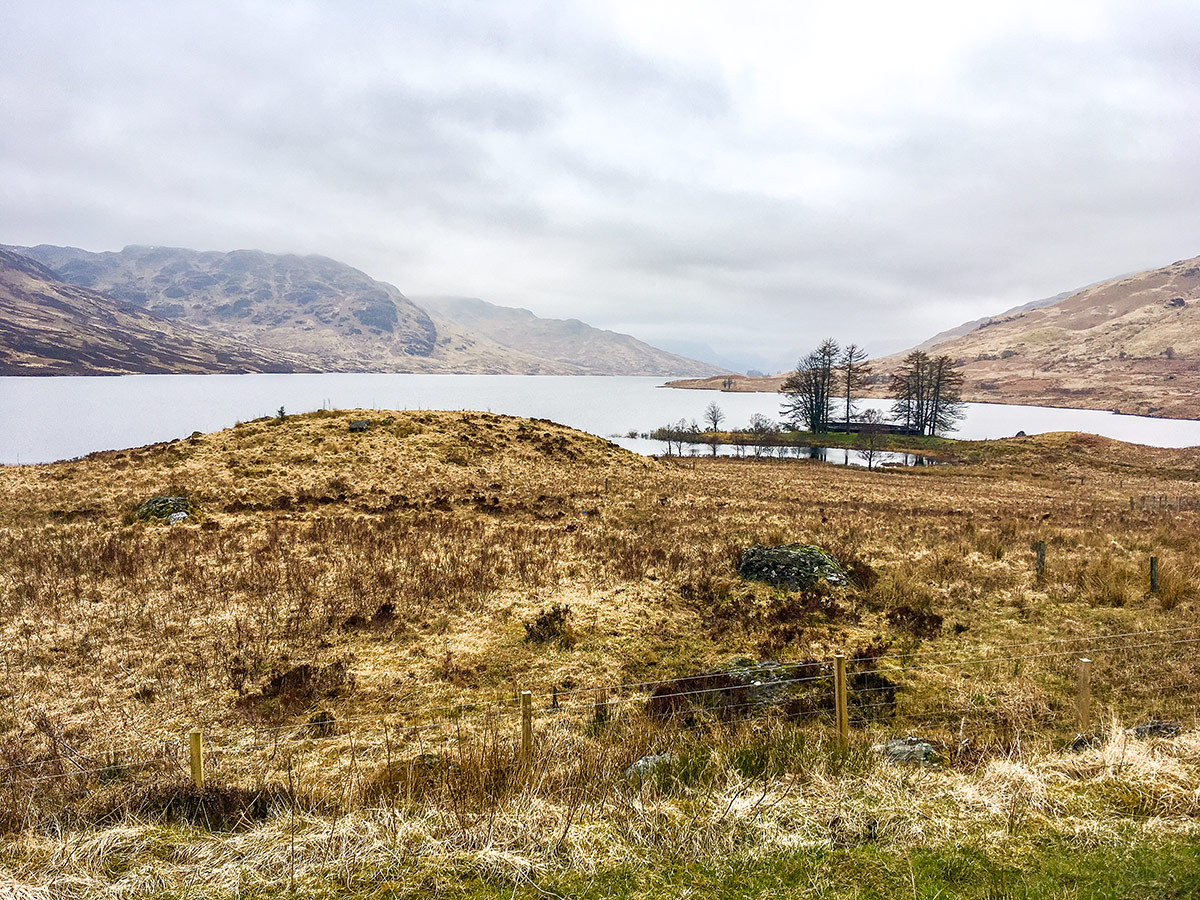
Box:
left=1, top=410, right=646, bottom=524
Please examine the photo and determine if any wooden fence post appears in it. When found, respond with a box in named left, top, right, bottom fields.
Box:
left=1035, top=541, right=1046, bottom=582
left=594, top=688, right=609, bottom=725
left=189, top=728, right=204, bottom=789
left=833, top=654, right=849, bottom=747
left=1150, top=556, right=1159, bottom=594
left=1076, top=658, right=1092, bottom=733
left=520, top=691, right=533, bottom=762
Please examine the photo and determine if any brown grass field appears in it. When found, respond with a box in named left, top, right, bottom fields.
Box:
left=2, top=409, right=1200, bottom=898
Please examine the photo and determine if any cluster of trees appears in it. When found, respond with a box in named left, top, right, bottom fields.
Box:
left=650, top=341, right=966, bottom=459
left=651, top=406, right=780, bottom=457
left=780, top=339, right=963, bottom=437
left=779, top=339, right=871, bottom=432
left=889, top=350, right=965, bottom=437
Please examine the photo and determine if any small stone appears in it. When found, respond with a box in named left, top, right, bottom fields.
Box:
left=135, top=496, right=194, bottom=521
left=349, top=420, right=371, bottom=432
left=303, top=710, right=337, bottom=738
left=624, top=753, right=675, bottom=779
left=872, top=736, right=938, bottom=765
left=168, top=511, right=189, bottom=525
left=738, top=544, right=846, bottom=590
left=1127, top=720, right=1181, bottom=739
left=1068, top=733, right=1102, bottom=753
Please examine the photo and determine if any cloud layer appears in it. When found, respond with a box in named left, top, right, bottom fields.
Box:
left=4, top=1, right=1199, bottom=367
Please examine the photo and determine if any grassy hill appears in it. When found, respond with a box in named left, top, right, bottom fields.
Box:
left=672, top=253, right=1200, bottom=420
left=878, top=252, right=1200, bottom=418
left=1, top=411, right=1199, bottom=895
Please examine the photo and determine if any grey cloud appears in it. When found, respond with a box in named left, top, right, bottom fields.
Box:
left=3, top=2, right=1200, bottom=364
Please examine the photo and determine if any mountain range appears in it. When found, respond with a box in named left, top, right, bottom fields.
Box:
left=0, top=249, right=310, bottom=375
left=0, top=244, right=720, bottom=377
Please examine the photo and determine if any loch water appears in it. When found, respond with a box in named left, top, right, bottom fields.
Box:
left=2, top=373, right=1199, bottom=465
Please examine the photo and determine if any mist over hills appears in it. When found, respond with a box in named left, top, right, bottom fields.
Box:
left=416, top=295, right=715, bottom=376
left=2, top=245, right=720, bottom=377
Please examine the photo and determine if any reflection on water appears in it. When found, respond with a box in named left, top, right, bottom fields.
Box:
left=796, top=445, right=935, bottom=467
left=627, top=441, right=935, bottom=468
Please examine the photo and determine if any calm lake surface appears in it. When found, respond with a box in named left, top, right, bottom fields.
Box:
left=2, top=373, right=1199, bottom=465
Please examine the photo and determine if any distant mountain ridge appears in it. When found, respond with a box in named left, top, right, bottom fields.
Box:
left=3, top=244, right=721, bottom=377
left=417, top=295, right=718, bottom=376
left=10, top=244, right=439, bottom=369
left=0, top=249, right=309, bottom=375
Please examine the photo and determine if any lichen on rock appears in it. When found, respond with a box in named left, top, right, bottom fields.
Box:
left=738, top=543, right=847, bottom=589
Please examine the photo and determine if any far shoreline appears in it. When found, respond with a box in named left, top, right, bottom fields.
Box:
left=661, top=374, right=1200, bottom=424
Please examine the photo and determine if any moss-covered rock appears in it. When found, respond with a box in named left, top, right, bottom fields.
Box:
left=738, top=543, right=846, bottom=589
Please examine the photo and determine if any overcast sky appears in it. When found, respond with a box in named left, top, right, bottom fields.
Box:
left=3, top=1, right=1199, bottom=368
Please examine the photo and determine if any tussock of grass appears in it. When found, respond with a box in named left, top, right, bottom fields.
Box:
left=2, top=722, right=1199, bottom=896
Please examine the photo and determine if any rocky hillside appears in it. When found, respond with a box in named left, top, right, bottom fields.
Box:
left=10, top=244, right=439, bottom=370
left=417, top=295, right=719, bottom=376
left=5, top=244, right=719, bottom=376
left=0, top=249, right=309, bottom=375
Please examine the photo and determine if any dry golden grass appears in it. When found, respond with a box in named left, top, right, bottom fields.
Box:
left=2, top=409, right=1200, bottom=895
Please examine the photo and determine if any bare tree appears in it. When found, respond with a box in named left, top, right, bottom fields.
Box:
left=855, top=408, right=885, bottom=471
left=780, top=338, right=840, bottom=432
left=651, top=418, right=691, bottom=456
left=927, top=355, right=965, bottom=436
left=730, top=428, right=749, bottom=457
left=839, top=343, right=871, bottom=426
left=703, top=401, right=725, bottom=431
left=702, top=402, right=725, bottom=456
left=748, top=412, right=776, bottom=457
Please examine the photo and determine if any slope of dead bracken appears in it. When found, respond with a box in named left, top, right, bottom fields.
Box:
left=871, top=251, right=1200, bottom=418
left=2, top=412, right=1200, bottom=895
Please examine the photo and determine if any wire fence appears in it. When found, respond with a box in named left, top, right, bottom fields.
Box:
left=3, top=625, right=1199, bottom=797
